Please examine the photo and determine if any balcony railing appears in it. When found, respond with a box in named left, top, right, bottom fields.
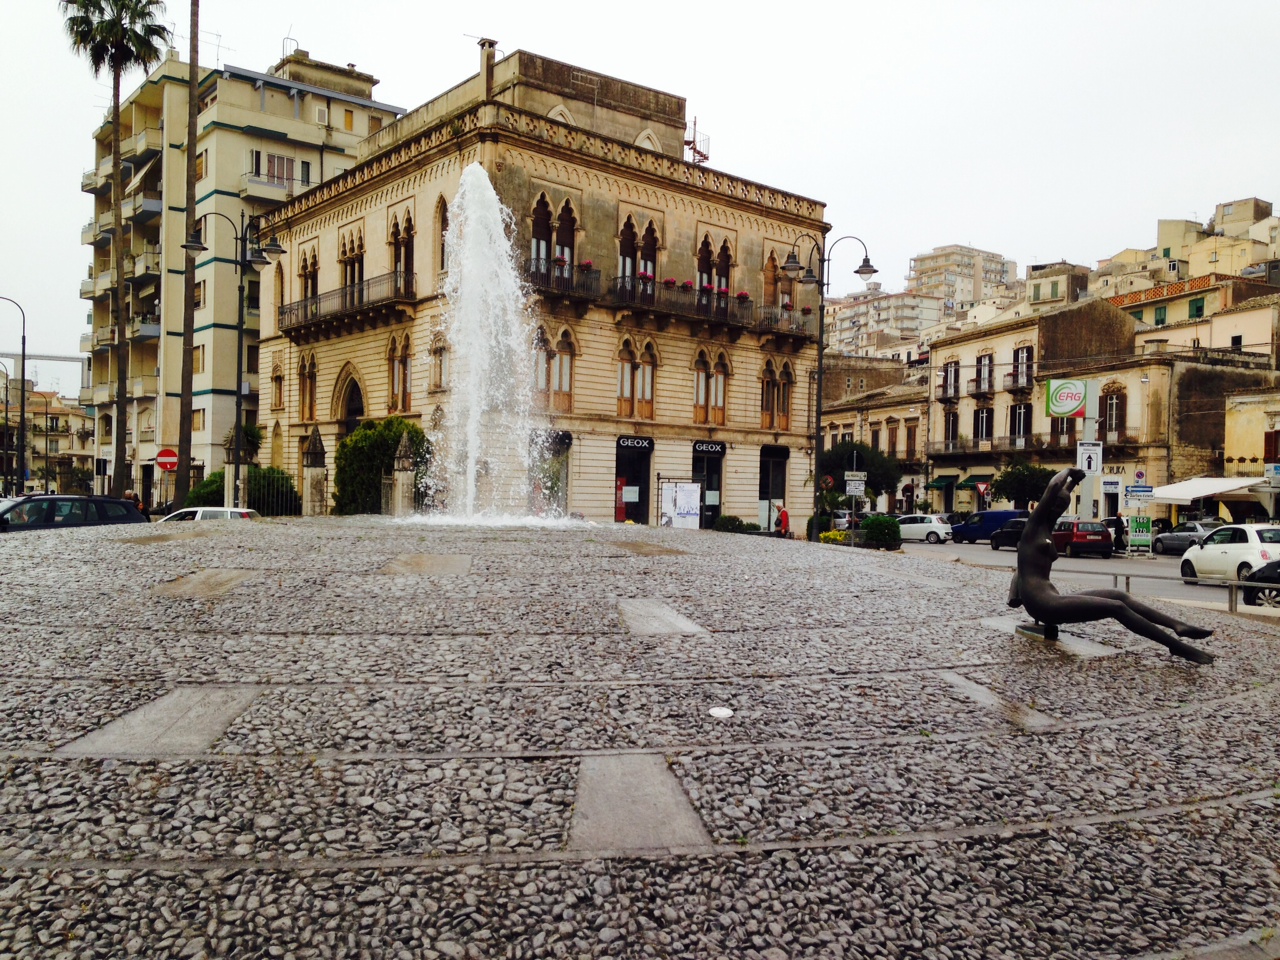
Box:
left=278, top=271, right=416, bottom=337
left=605, top=278, right=777, bottom=331
left=754, top=304, right=815, bottom=336
left=93, top=325, right=116, bottom=346
left=129, top=375, right=159, bottom=397
left=935, top=382, right=960, bottom=402
left=967, top=375, right=996, bottom=398
left=526, top=260, right=602, bottom=299
left=1004, top=367, right=1035, bottom=392
left=127, top=317, right=161, bottom=341
left=927, top=439, right=972, bottom=454
left=993, top=434, right=1036, bottom=452
left=240, top=173, right=311, bottom=202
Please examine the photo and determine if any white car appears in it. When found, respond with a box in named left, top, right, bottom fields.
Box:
left=896, top=513, right=953, bottom=544
left=160, top=507, right=261, bottom=522
left=1180, top=524, right=1280, bottom=583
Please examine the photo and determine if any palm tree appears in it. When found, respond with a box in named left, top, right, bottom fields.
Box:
left=62, top=0, right=170, bottom=498
left=174, top=0, right=198, bottom=507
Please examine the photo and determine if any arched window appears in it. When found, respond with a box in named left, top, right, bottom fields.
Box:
left=400, top=335, right=412, bottom=411
left=637, top=342, right=656, bottom=420
left=716, top=240, right=731, bottom=293
left=437, top=198, right=449, bottom=275
left=387, top=338, right=401, bottom=411
left=694, top=351, right=710, bottom=425
left=554, top=200, right=577, bottom=282
left=271, top=363, right=283, bottom=410
left=640, top=222, right=658, bottom=279
left=100, top=412, right=113, bottom=439
left=1103, top=386, right=1127, bottom=441
left=618, top=218, right=637, bottom=295
left=531, top=195, right=552, bottom=279
left=764, top=253, right=779, bottom=307
left=778, top=363, right=794, bottom=432
left=617, top=339, right=636, bottom=418
left=270, top=423, right=283, bottom=469
left=431, top=336, right=448, bottom=392
left=711, top=353, right=728, bottom=426
left=401, top=214, right=415, bottom=296
left=273, top=263, right=284, bottom=318
left=760, top=360, right=777, bottom=430
left=533, top=327, right=551, bottom=402
left=551, top=331, right=574, bottom=413
left=299, top=354, right=317, bottom=422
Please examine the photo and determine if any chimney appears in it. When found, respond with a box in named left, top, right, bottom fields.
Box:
left=478, top=38, right=497, bottom=101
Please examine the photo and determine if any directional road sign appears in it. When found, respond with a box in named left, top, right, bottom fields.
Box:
left=846, top=481, right=866, bottom=497
left=1076, top=441, right=1103, bottom=476
left=844, top=471, right=867, bottom=481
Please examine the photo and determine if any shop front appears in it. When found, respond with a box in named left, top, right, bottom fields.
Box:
left=757, top=444, right=790, bottom=528
left=926, top=474, right=957, bottom=513
left=615, top=435, right=653, bottom=524
left=692, top=439, right=725, bottom=529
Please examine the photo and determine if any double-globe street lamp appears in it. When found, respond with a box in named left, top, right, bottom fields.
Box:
left=182, top=212, right=284, bottom=508
left=781, top=235, right=877, bottom=542
left=0, top=297, right=26, bottom=496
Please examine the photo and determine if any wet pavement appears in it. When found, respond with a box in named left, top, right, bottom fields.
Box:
left=2, top=516, right=1279, bottom=959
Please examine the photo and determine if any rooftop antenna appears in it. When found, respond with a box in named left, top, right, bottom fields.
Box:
left=282, top=34, right=299, bottom=59
left=684, top=117, right=709, bottom=164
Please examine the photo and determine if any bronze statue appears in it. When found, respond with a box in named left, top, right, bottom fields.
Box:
left=1009, top=467, right=1215, bottom=664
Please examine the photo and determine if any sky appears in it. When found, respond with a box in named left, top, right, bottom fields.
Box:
left=4, top=0, right=1280, bottom=394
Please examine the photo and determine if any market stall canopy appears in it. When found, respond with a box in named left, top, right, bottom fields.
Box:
left=1149, top=476, right=1268, bottom=506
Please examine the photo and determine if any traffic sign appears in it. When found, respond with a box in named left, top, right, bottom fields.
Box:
left=1134, top=469, right=1146, bottom=482
left=846, top=480, right=866, bottom=497
left=1124, top=484, right=1153, bottom=502
left=1076, top=440, right=1103, bottom=475
left=975, top=481, right=990, bottom=498
left=156, top=448, right=179, bottom=471
left=844, top=471, right=867, bottom=481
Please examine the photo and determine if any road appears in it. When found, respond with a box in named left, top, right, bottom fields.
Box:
left=900, top=539, right=1218, bottom=604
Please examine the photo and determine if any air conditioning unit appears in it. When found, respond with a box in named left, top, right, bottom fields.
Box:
left=315, top=106, right=329, bottom=125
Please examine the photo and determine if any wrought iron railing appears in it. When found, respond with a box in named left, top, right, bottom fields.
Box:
left=525, top=259, right=601, bottom=298
left=754, top=304, right=815, bottom=335
left=966, top=375, right=996, bottom=397
left=935, top=382, right=960, bottom=402
left=1003, top=367, right=1035, bottom=392
left=279, top=271, right=415, bottom=331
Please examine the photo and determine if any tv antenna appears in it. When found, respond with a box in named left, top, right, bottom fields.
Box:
left=684, top=117, right=709, bottom=165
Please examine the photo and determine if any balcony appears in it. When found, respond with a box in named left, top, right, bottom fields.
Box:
left=1003, top=367, right=1034, bottom=393
left=127, top=316, right=161, bottom=341
left=81, top=219, right=100, bottom=246
left=123, top=192, right=162, bottom=223
left=92, top=382, right=117, bottom=405
left=78, top=386, right=95, bottom=406
left=128, top=127, right=162, bottom=161
left=278, top=271, right=416, bottom=343
left=966, top=375, right=996, bottom=399
left=81, top=168, right=102, bottom=194
left=993, top=434, right=1036, bottom=452
left=754, top=304, right=816, bottom=338
left=79, top=277, right=96, bottom=300
left=79, top=333, right=93, bottom=353
left=124, top=249, right=161, bottom=284
left=240, top=173, right=307, bottom=203
left=935, top=381, right=960, bottom=402
left=927, top=439, right=973, bottom=455
left=603, top=277, right=766, bottom=335
left=97, top=210, right=117, bottom=236
left=93, top=268, right=116, bottom=299
left=526, top=260, right=602, bottom=302
left=138, top=428, right=156, bottom=443
left=92, top=325, right=116, bottom=349
left=129, top=375, right=159, bottom=398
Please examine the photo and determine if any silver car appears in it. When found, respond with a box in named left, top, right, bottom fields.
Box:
left=1152, top=519, right=1223, bottom=555
left=897, top=513, right=953, bottom=544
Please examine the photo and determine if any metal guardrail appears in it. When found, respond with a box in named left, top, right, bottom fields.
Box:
left=1017, top=563, right=1257, bottom=614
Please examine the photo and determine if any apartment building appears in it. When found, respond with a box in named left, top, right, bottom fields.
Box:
left=258, top=42, right=828, bottom=528
left=822, top=380, right=929, bottom=512
left=80, top=46, right=401, bottom=504
left=826, top=282, right=943, bottom=356
left=905, top=244, right=1017, bottom=316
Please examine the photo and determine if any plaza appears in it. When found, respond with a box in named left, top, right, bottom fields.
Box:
left=2, top=518, right=1280, bottom=958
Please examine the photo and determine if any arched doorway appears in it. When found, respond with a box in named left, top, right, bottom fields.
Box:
left=342, top=380, right=365, bottom=438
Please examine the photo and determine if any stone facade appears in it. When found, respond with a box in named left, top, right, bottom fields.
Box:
left=260, top=45, right=828, bottom=528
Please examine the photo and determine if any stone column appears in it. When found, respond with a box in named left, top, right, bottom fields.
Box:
left=302, top=427, right=328, bottom=517
left=391, top=431, right=415, bottom=517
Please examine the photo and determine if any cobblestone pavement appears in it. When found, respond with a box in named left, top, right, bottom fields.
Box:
left=2, top=517, right=1279, bottom=959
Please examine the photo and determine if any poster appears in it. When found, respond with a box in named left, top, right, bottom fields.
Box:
left=660, top=481, right=701, bottom=529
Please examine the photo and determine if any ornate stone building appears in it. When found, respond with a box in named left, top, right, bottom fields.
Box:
left=260, top=42, right=828, bottom=526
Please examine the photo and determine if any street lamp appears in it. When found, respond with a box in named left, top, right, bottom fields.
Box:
left=182, top=212, right=283, bottom=507
left=0, top=358, right=9, bottom=495
left=34, top=392, right=50, bottom=493
left=783, top=234, right=877, bottom=541
left=0, top=297, right=26, bottom=495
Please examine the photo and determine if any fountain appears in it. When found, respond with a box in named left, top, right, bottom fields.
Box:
left=427, top=163, right=552, bottom=520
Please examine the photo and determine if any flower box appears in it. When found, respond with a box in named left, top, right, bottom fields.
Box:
left=552, top=256, right=567, bottom=266
left=638, top=272, right=654, bottom=282
left=782, top=301, right=794, bottom=311
left=662, top=278, right=677, bottom=287
left=578, top=260, right=593, bottom=270
left=800, top=306, right=813, bottom=316
left=680, top=280, right=694, bottom=290
left=735, top=291, right=751, bottom=301
left=701, top=284, right=714, bottom=292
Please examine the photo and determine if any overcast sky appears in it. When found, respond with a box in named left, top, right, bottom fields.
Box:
left=4, top=0, right=1279, bottom=392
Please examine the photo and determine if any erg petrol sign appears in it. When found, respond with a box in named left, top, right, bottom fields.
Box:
left=1046, top=379, right=1088, bottom=419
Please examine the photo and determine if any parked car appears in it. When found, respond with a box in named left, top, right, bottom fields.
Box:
left=0, top=495, right=150, bottom=532
left=951, top=509, right=1030, bottom=544
left=990, top=518, right=1028, bottom=551
left=1152, top=519, right=1224, bottom=555
left=1051, top=519, right=1114, bottom=558
left=896, top=514, right=952, bottom=544
left=1242, top=559, right=1280, bottom=606
left=159, top=507, right=261, bottom=522
left=1180, top=524, right=1280, bottom=584
left=832, top=509, right=854, bottom=531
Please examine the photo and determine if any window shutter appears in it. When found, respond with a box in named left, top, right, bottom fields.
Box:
left=1264, top=430, right=1279, bottom=462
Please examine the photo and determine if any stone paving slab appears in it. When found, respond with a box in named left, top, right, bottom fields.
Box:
left=2, top=517, right=1279, bottom=958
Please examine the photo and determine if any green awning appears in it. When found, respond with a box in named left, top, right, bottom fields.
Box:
left=925, top=475, right=958, bottom=490
left=957, top=474, right=994, bottom=490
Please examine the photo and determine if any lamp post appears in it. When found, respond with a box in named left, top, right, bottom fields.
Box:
left=0, top=358, right=9, bottom=495
left=182, top=212, right=283, bottom=508
left=782, top=235, right=877, bottom=541
left=0, top=297, right=26, bottom=495
left=35, top=392, right=50, bottom=493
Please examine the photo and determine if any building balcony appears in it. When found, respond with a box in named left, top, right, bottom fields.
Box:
left=966, top=375, right=996, bottom=399
left=526, top=260, right=602, bottom=301
left=992, top=434, right=1037, bottom=452
left=93, top=269, right=116, bottom=299
left=127, top=127, right=162, bottom=161
left=93, top=325, right=116, bottom=348
left=1003, top=367, right=1034, bottom=393
left=123, top=192, right=162, bottom=223
left=79, top=333, right=93, bottom=353
left=240, top=173, right=306, bottom=203
left=754, top=304, right=815, bottom=338
left=97, top=210, right=117, bottom=236
left=92, top=382, right=116, bottom=405
left=935, top=382, right=960, bottom=402
left=129, top=375, right=159, bottom=398
left=138, top=428, right=156, bottom=443
left=927, top=439, right=973, bottom=455
left=602, top=277, right=769, bottom=334
left=81, top=219, right=102, bottom=246
left=127, top=316, right=161, bottom=341
left=278, top=271, right=416, bottom=344
left=78, top=386, right=95, bottom=406
left=81, top=168, right=101, bottom=194
left=79, top=277, right=96, bottom=300
left=124, top=249, right=161, bottom=284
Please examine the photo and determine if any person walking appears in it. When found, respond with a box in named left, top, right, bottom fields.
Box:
left=774, top=502, right=790, bottom=538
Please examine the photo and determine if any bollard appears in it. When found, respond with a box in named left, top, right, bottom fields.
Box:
left=1228, top=582, right=1238, bottom=613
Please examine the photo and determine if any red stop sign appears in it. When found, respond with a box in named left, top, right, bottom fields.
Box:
left=156, top=448, right=179, bottom=471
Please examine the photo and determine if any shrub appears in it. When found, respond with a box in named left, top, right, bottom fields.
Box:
left=742, top=522, right=761, bottom=532
left=333, top=416, right=431, bottom=515
left=820, top=530, right=849, bottom=545
left=185, top=470, right=225, bottom=508
left=712, top=514, right=746, bottom=533
left=182, top=465, right=301, bottom=516
left=860, top=514, right=901, bottom=549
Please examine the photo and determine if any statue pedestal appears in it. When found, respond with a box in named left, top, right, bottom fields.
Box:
left=1015, top=622, right=1059, bottom=641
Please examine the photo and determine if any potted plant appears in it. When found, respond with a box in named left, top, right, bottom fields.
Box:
left=701, top=283, right=714, bottom=292
left=552, top=255, right=567, bottom=266
left=680, top=280, right=694, bottom=291
left=782, top=300, right=794, bottom=311
left=736, top=291, right=751, bottom=301
left=663, top=277, right=677, bottom=288
left=800, top=306, right=813, bottom=316
left=638, top=271, right=654, bottom=282
left=578, top=259, right=593, bottom=270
